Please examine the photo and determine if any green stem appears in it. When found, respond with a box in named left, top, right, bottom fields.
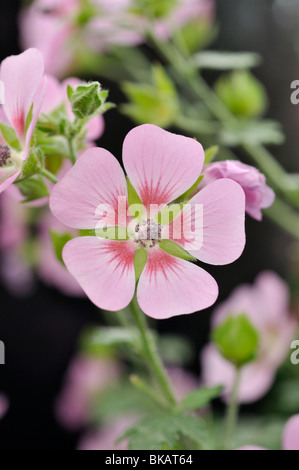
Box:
left=130, top=296, right=177, bottom=408
left=174, top=114, right=219, bottom=135
left=40, top=168, right=58, bottom=184
left=68, top=138, right=77, bottom=164
left=130, top=374, right=171, bottom=411
left=223, top=366, right=242, bottom=450
left=265, top=197, right=299, bottom=240
left=149, top=34, right=299, bottom=208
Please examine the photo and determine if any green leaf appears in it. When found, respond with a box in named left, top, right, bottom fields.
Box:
left=122, top=64, right=179, bottom=128
left=212, top=314, right=259, bottom=367
left=82, top=327, right=140, bottom=355
left=0, top=122, right=21, bottom=151
left=122, top=412, right=207, bottom=450
left=159, top=240, right=197, bottom=261
left=67, top=85, right=74, bottom=101
left=134, top=248, right=148, bottom=281
left=204, top=145, right=219, bottom=164
left=181, top=386, right=223, bottom=411
left=194, top=51, right=261, bottom=70
left=179, top=18, right=218, bottom=53
left=215, top=70, right=267, bottom=118
left=17, top=175, right=50, bottom=202
left=220, top=120, right=285, bottom=146
left=50, top=230, right=74, bottom=264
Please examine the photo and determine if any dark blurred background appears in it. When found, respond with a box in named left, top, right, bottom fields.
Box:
left=0, top=0, right=298, bottom=449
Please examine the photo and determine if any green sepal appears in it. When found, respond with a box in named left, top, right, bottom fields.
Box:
left=0, top=122, right=21, bottom=151
left=134, top=248, right=148, bottom=281
left=159, top=239, right=196, bottom=261
left=50, top=230, right=74, bottom=265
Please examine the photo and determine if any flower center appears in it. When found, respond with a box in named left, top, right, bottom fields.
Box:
left=134, top=219, right=162, bottom=248
left=0, top=144, right=11, bottom=167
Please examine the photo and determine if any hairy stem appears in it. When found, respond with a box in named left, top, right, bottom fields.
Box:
left=223, top=366, right=242, bottom=450
left=130, top=296, right=177, bottom=408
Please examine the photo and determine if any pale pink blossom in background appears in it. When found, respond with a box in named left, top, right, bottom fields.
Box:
left=78, top=366, right=197, bottom=450
left=282, top=414, right=299, bottom=450
left=201, top=271, right=297, bottom=403
left=238, top=414, right=299, bottom=450
left=78, top=415, right=136, bottom=450
left=153, top=0, right=215, bottom=40
left=200, top=160, right=275, bottom=220
left=37, top=210, right=85, bottom=296
left=19, top=0, right=142, bottom=77
left=19, top=0, right=215, bottom=78
left=0, top=49, right=46, bottom=193
left=0, top=188, right=35, bottom=296
left=55, top=355, right=121, bottom=430
left=50, top=124, right=246, bottom=319
left=0, top=394, right=9, bottom=420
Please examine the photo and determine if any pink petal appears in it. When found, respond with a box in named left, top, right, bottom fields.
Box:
left=41, top=75, right=64, bottom=114
left=123, top=124, right=204, bottom=211
left=62, top=237, right=136, bottom=311
left=0, top=169, right=21, bottom=194
left=170, top=179, right=246, bottom=265
left=0, top=48, right=44, bottom=140
left=137, top=248, right=218, bottom=319
left=282, top=415, right=299, bottom=450
left=50, top=147, right=128, bottom=229
left=23, top=76, right=47, bottom=160
left=0, top=394, right=9, bottom=420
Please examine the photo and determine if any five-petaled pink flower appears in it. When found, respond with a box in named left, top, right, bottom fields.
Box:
left=0, top=48, right=46, bottom=194
left=50, top=124, right=246, bottom=319
left=200, top=160, right=275, bottom=221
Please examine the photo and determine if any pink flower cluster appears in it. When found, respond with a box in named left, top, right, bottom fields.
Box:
left=19, top=0, right=214, bottom=77
left=201, top=271, right=297, bottom=403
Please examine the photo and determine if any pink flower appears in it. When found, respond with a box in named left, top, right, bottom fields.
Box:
left=42, top=76, right=104, bottom=146
left=282, top=414, right=299, bottom=451
left=0, top=188, right=35, bottom=296
left=50, top=124, right=246, bottom=319
left=153, top=0, right=215, bottom=40
left=0, top=394, right=9, bottom=420
left=238, top=414, right=299, bottom=450
left=201, top=271, right=297, bottom=403
left=0, top=48, right=46, bottom=194
left=200, top=160, right=275, bottom=221
left=78, top=415, right=136, bottom=450
left=19, top=0, right=142, bottom=78
left=55, top=355, right=121, bottom=430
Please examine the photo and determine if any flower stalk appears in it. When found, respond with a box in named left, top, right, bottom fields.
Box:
left=130, top=295, right=177, bottom=408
